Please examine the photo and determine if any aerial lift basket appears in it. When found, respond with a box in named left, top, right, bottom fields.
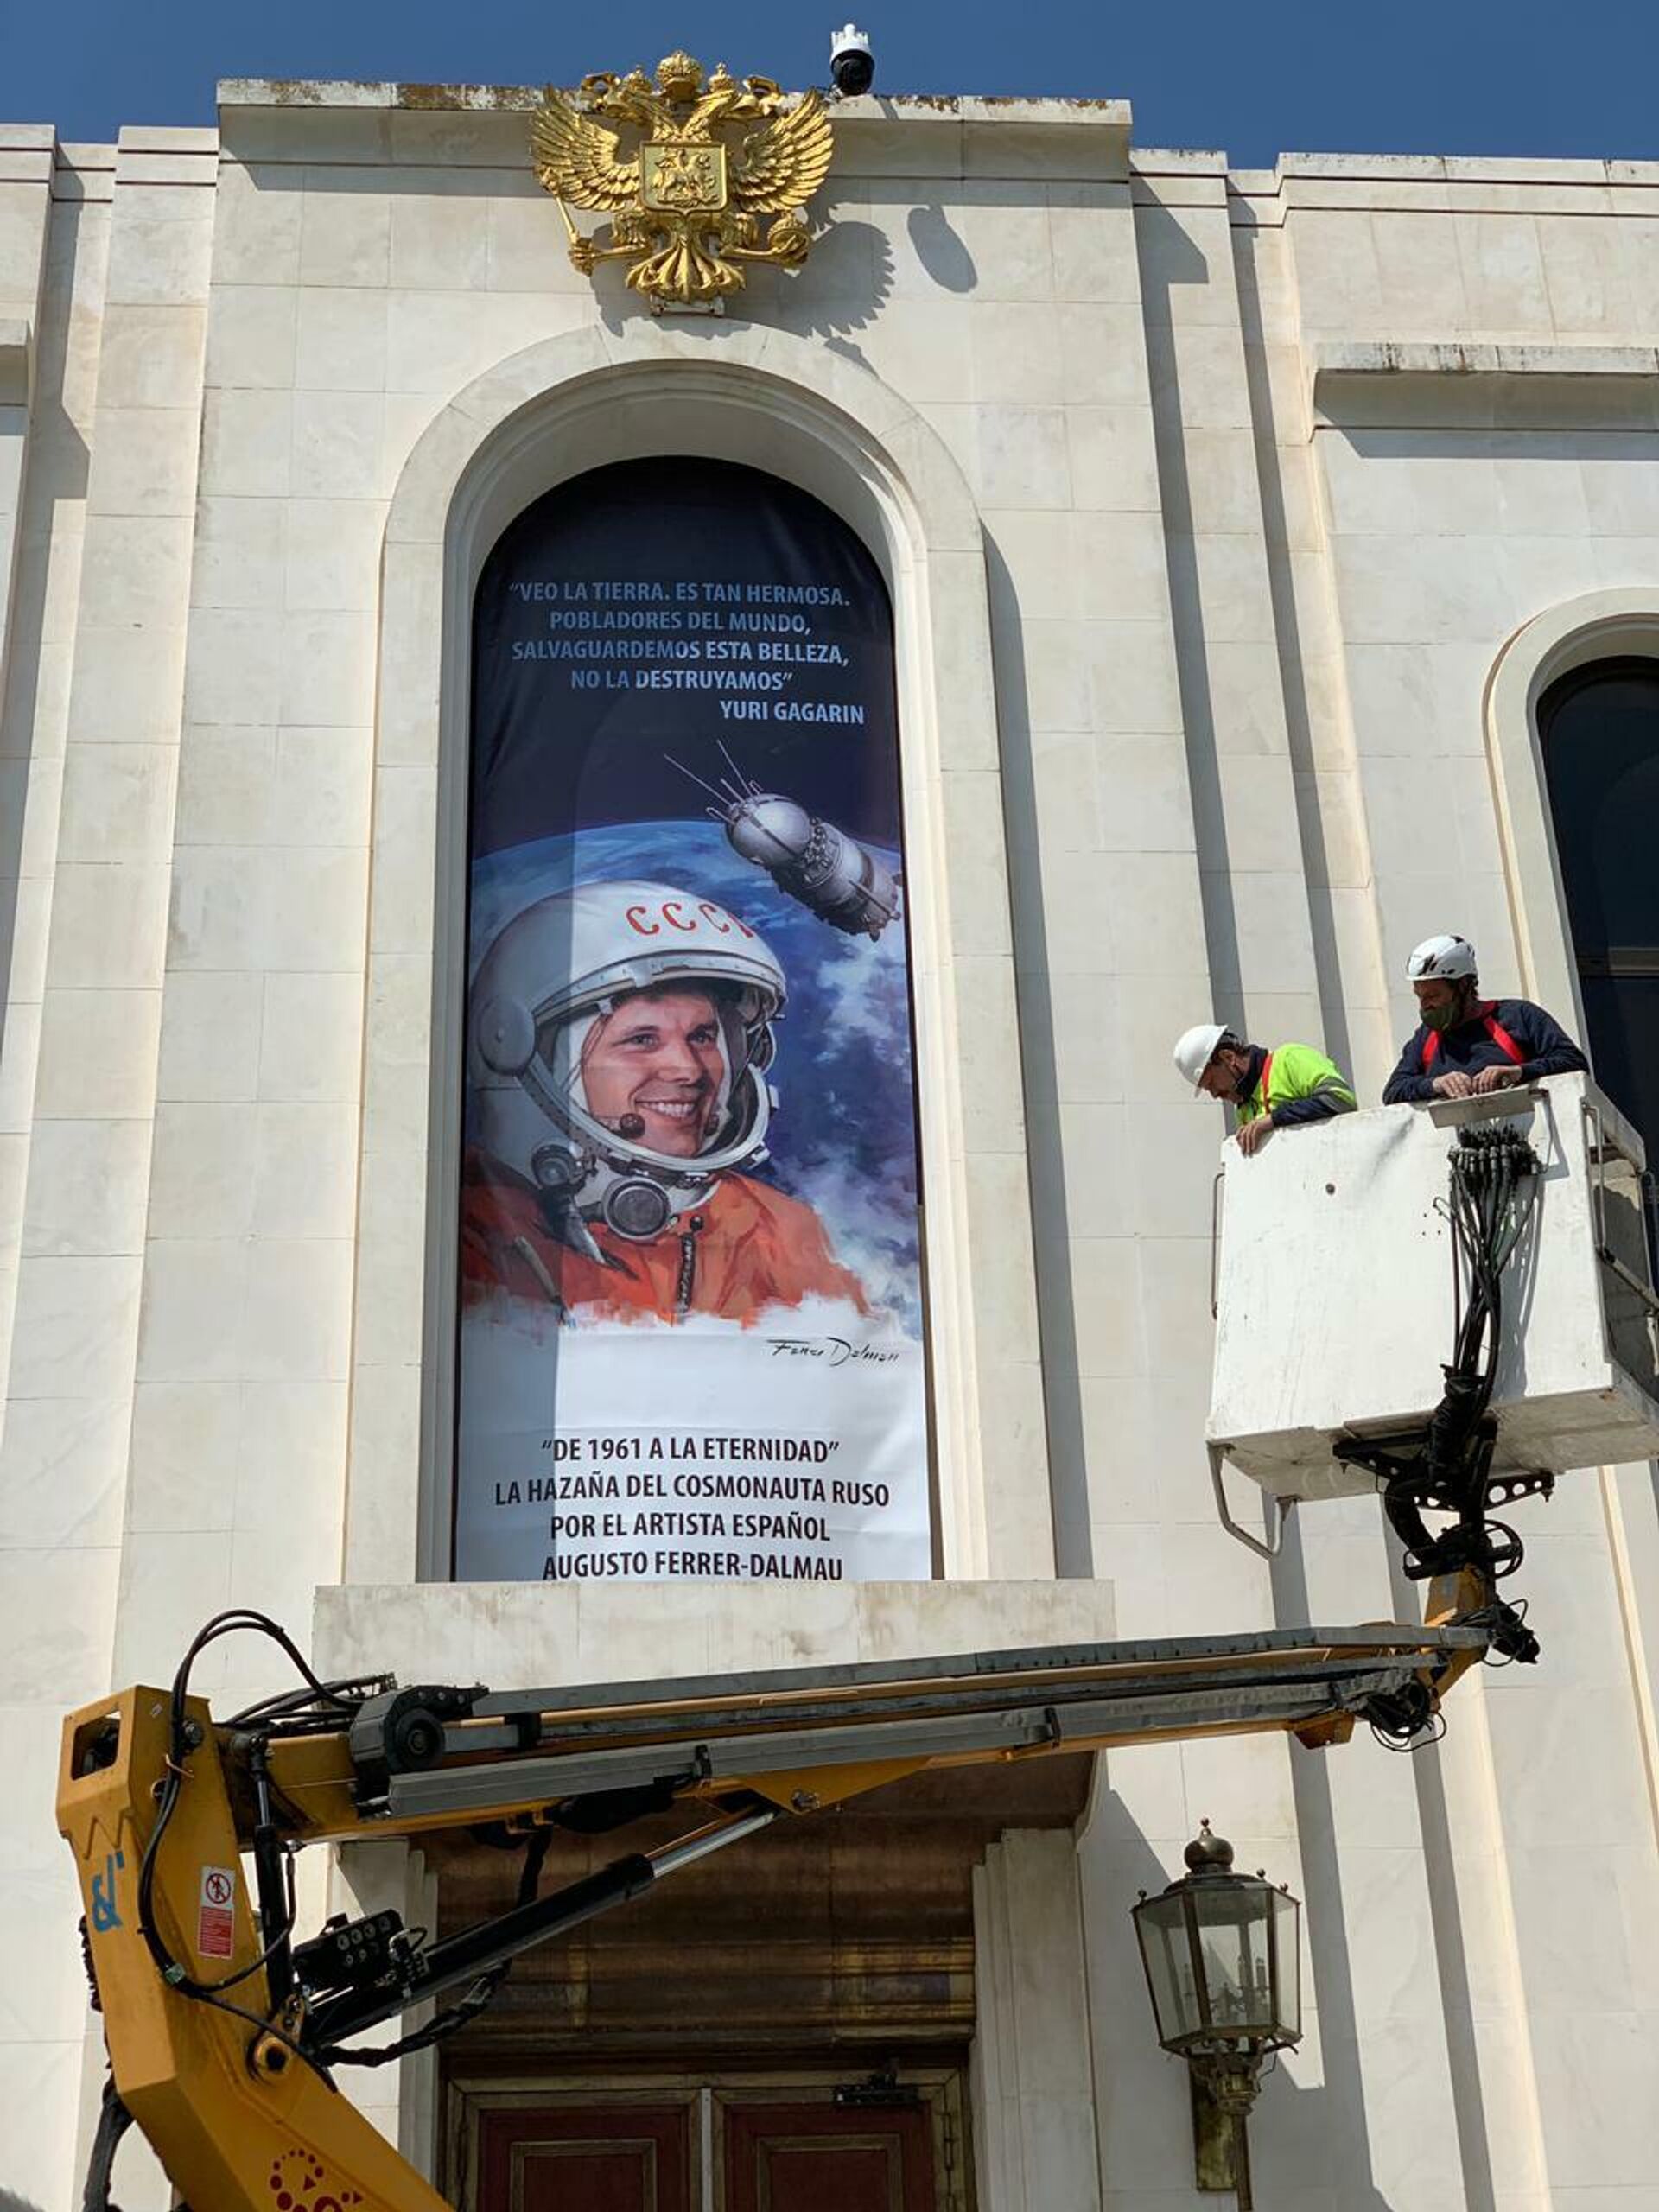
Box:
left=1207, top=1071, right=1659, bottom=1550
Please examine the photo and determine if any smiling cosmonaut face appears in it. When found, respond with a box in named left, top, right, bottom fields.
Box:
left=467, top=879, right=788, bottom=1244
left=577, top=986, right=728, bottom=1159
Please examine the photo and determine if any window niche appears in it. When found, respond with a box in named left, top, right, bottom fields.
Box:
left=1537, top=652, right=1659, bottom=1234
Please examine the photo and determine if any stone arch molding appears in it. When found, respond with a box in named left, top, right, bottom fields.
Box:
left=346, top=320, right=1054, bottom=1589
left=1485, top=588, right=1659, bottom=1027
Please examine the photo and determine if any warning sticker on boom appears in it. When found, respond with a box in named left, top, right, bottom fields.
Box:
left=197, top=1866, right=235, bottom=1960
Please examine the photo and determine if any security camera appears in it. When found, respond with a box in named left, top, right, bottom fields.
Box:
left=829, top=24, right=874, bottom=98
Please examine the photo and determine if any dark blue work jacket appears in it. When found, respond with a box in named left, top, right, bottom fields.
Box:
left=1382, top=997, right=1587, bottom=1105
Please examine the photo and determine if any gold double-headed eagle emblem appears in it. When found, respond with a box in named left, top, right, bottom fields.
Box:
left=531, top=53, right=834, bottom=312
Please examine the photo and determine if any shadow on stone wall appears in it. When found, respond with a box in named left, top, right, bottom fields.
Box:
left=981, top=533, right=1094, bottom=1575
left=1268, top=1517, right=1499, bottom=2212
left=1135, top=202, right=1246, bottom=1034
left=0, top=192, right=94, bottom=1099
left=589, top=219, right=897, bottom=358
left=906, top=203, right=976, bottom=294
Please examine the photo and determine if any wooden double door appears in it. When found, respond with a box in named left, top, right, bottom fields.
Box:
left=468, top=2079, right=960, bottom=2212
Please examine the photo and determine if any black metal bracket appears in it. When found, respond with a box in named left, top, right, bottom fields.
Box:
left=1333, top=1421, right=1554, bottom=1587
left=834, top=2067, right=923, bottom=2111
left=291, top=1910, right=412, bottom=2004
left=346, top=1682, right=486, bottom=1810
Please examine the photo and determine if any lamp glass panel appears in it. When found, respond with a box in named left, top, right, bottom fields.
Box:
left=1192, top=1878, right=1276, bottom=2037
left=1135, top=1893, right=1204, bottom=2043
left=1269, top=1887, right=1301, bottom=2040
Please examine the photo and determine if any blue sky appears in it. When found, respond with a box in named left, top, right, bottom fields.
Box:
left=6, top=0, right=1653, bottom=172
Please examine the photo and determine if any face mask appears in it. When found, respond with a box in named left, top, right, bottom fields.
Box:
left=1421, top=999, right=1458, bottom=1033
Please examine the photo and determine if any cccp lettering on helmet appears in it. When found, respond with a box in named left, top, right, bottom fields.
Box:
left=624, top=897, right=756, bottom=940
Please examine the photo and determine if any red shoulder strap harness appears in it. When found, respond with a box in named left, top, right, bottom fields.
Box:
left=1421, top=1002, right=1525, bottom=1071
left=1255, top=1050, right=1273, bottom=1109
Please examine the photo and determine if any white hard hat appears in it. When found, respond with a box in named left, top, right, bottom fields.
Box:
left=468, top=880, right=785, bottom=1243
left=1407, top=934, right=1478, bottom=982
left=1173, top=1021, right=1230, bottom=1090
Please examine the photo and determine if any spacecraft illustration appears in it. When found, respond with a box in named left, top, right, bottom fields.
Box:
left=668, top=746, right=902, bottom=941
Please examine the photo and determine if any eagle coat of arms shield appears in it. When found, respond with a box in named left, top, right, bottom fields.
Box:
left=531, top=53, right=833, bottom=312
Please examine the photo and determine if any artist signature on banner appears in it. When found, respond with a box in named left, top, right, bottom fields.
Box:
left=768, top=1337, right=903, bottom=1369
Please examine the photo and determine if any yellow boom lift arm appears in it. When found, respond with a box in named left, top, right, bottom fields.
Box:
left=60, top=1590, right=1502, bottom=2210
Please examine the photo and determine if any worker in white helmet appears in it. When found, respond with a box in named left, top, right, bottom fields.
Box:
left=1382, top=934, right=1586, bottom=1104
left=461, top=879, right=868, bottom=1323
left=1173, top=1023, right=1357, bottom=1154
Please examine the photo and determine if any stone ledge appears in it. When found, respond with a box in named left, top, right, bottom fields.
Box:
left=0, top=318, right=30, bottom=409
left=113, top=147, right=219, bottom=188
left=1311, top=340, right=1659, bottom=428
left=1318, top=339, right=1659, bottom=382
left=215, top=79, right=1133, bottom=180
left=1230, top=150, right=1659, bottom=208
left=218, top=79, right=1128, bottom=127
left=1131, top=146, right=1228, bottom=174
left=117, top=124, right=219, bottom=152
left=314, top=1577, right=1117, bottom=1700
left=1280, top=149, right=1659, bottom=185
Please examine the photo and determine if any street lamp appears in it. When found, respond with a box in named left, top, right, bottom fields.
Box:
left=1131, top=1821, right=1302, bottom=2208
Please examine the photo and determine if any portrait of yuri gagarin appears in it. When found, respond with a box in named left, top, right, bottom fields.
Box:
left=461, top=878, right=870, bottom=1325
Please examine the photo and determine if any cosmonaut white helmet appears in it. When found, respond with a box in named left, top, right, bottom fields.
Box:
left=1407, top=933, right=1478, bottom=982
left=468, top=880, right=786, bottom=1249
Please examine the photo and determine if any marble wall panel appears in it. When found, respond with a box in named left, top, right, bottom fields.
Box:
left=1, top=197, right=209, bottom=2210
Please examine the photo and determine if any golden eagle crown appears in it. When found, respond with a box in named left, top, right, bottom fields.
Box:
left=654, top=51, right=702, bottom=101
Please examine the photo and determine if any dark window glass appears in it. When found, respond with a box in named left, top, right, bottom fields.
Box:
left=1539, top=656, right=1659, bottom=1227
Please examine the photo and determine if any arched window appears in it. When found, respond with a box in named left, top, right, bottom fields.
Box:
left=1538, top=655, right=1659, bottom=1226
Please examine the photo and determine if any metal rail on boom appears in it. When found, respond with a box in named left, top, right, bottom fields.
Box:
left=59, top=1589, right=1496, bottom=2212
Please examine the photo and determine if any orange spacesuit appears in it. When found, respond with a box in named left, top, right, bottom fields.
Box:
left=460, top=1149, right=869, bottom=1325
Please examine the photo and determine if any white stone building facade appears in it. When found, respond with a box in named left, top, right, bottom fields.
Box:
left=1, top=78, right=1657, bottom=2211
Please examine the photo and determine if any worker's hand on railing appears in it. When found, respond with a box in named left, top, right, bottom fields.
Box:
left=1236, top=1118, right=1274, bottom=1155
left=1471, top=1065, right=1524, bottom=1094
left=1432, top=1071, right=1475, bottom=1099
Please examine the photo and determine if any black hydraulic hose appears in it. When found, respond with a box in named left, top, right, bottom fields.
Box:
left=82, top=2079, right=132, bottom=2212
left=124, top=1611, right=345, bottom=2082
left=248, top=1738, right=296, bottom=2005
left=1446, top=1135, right=1516, bottom=1425
left=1370, top=1127, right=1542, bottom=1615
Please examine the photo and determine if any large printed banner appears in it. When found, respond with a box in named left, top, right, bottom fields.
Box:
left=455, top=458, right=932, bottom=1583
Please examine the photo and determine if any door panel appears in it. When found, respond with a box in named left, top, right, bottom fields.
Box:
left=478, top=2104, right=693, bottom=2212
left=724, top=2101, right=935, bottom=2212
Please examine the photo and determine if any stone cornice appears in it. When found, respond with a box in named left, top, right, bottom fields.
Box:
left=215, top=79, right=1133, bottom=181
left=1311, top=340, right=1659, bottom=427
